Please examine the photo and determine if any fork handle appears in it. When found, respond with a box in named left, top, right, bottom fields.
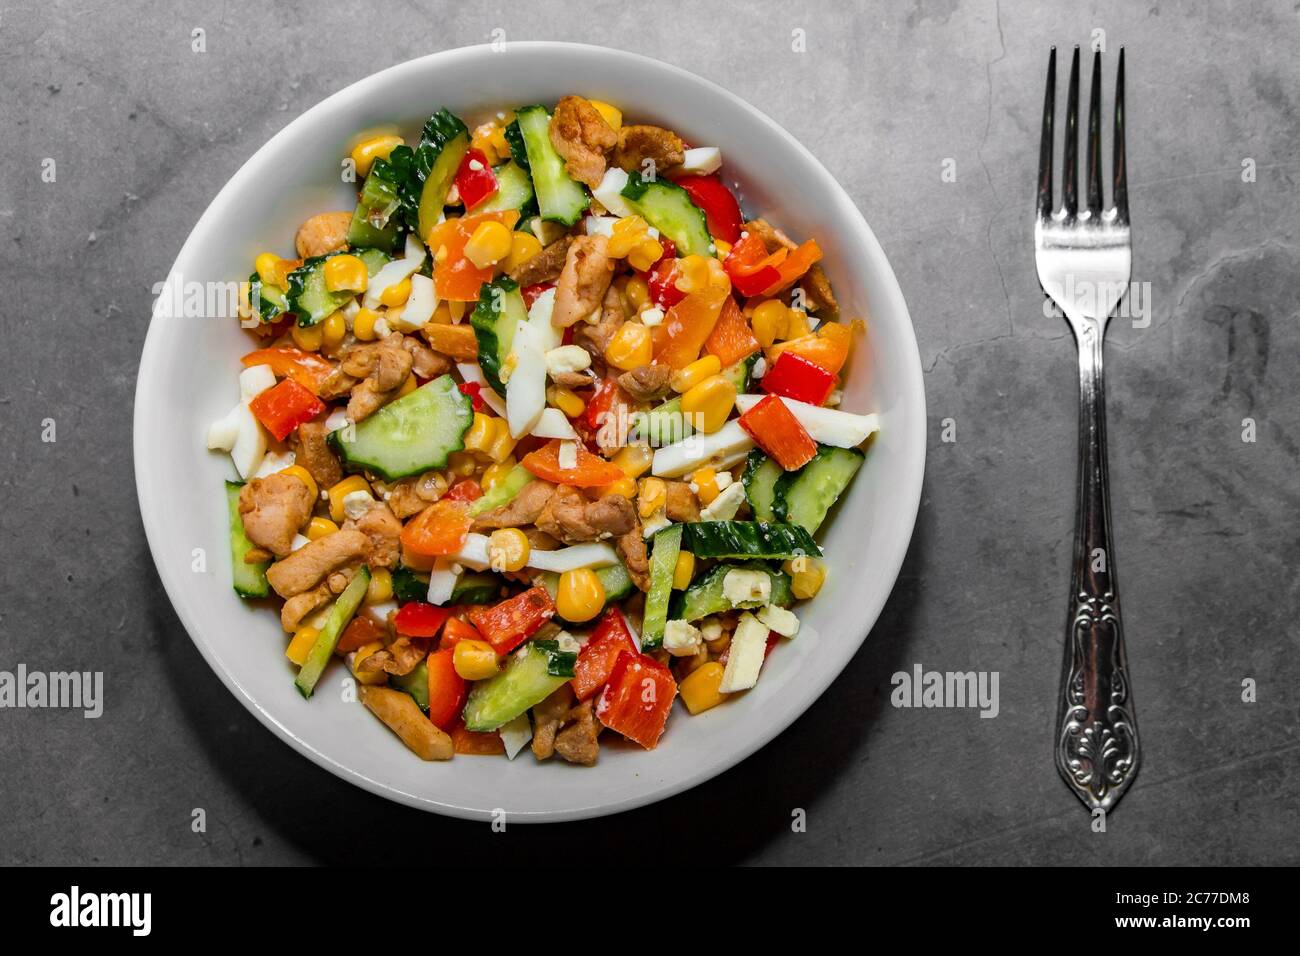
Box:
left=1055, top=320, right=1141, bottom=811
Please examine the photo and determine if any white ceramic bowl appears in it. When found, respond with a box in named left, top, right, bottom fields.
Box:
left=134, top=42, right=925, bottom=822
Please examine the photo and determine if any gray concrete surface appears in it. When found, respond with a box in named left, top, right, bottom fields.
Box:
left=2, top=0, right=1298, bottom=865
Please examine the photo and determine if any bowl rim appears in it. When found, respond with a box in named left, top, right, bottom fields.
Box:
left=133, top=40, right=926, bottom=822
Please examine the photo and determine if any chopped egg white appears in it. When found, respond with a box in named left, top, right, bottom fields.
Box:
left=699, top=480, right=746, bottom=521
left=678, top=146, right=722, bottom=175
left=557, top=440, right=579, bottom=470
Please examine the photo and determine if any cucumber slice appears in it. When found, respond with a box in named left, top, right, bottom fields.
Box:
left=295, top=568, right=371, bottom=698
left=468, top=463, right=533, bottom=517
left=726, top=353, right=759, bottom=394
left=515, top=105, right=588, bottom=226
left=450, top=572, right=508, bottom=605
left=621, top=171, right=712, bottom=257
left=476, top=161, right=535, bottom=214
left=537, top=562, right=635, bottom=621
left=287, top=249, right=390, bottom=327
left=470, top=277, right=527, bottom=395
left=777, top=445, right=865, bottom=534
left=641, top=524, right=682, bottom=649
left=391, top=566, right=430, bottom=604
left=346, top=172, right=402, bottom=252
left=681, top=521, right=821, bottom=560
left=462, top=642, right=568, bottom=732
left=328, top=375, right=473, bottom=481
left=415, top=109, right=470, bottom=241
left=741, top=450, right=782, bottom=523
left=389, top=659, right=430, bottom=711
left=671, top=562, right=794, bottom=622
left=533, top=640, right=578, bottom=678
left=504, top=119, right=530, bottom=171
left=225, top=480, right=270, bottom=598
left=248, top=272, right=289, bottom=324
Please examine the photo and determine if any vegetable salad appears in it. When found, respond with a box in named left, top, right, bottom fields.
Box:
left=209, top=96, right=879, bottom=765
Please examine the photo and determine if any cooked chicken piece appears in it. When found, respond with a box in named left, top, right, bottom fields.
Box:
left=744, top=217, right=798, bottom=253
left=245, top=547, right=273, bottom=564
left=551, top=368, right=595, bottom=389
left=346, top=334, right=413, bottom=422
left=531, top=684, right=575, bottom=761
left=328, top=568, right=355, bottom=594
left=294, top=421, right=342, bottom=491
left=402, top=334, right=451, bottom=380
left=536, top=484, right=635, bottom=544
left=266, top=529, right=369, bottom=597
left=552, top=235, right=615, bottom=328
left=470, top=480, right=555, bottom=531
left=280, top=583, right=332, bottom=632
left=573, top=283, right=625, bottom=363
left=386, top=470, right=449, bottom=519
left=347, top=501, right=402, bottom=568
left=664, top=480, right=700, bottom=522
left=617, top=363, right=672, bottom=403
left=294, top=211, right=352, bottom=259
left=554, top=699, right=602, bottom=766
left=548, top=95, right=617, bottom=189
left=358, top=636, right=428, bottom=677
left=617, top=520, right=651, bottom=591
left=507, top=236, right=572, bottom=287
left=801, top=263, right=838, bottom=314
left=238, top=473, right=314, bottom=558
left=612, top=124, right=685, bottom=175
left=524, top=527, right=561, bottom=552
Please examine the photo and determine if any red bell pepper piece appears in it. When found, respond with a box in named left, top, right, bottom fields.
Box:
left=703, top=295, right=760, bottom=367
left=454, top=147, right=499, bottom=211
left=584, top=378, right=619, bottom=430
left=571, top=608, right=639, bottom=700
left=723, top=232, right=786, bottom=298
left=457, top=381, right=485, bottom=411
left=439, top=615, right=483, bottom=650
left=647, top=258, right=687, bottom=309
left=595, top=651, right=678, bottom=750
left=400, top=500, right=473, bottom=557
left=394, top=602, right=452, bottom=639
left=760, top=239, right=823, bottom=296
left=521, top=282, right=555, bottom=309
left=467, top=587, right=556, bottom=654
left=521, top=439, right=625, bottom=487
left=239, top=347, right=333, bottom=394
left=672, top=175, right=742, bottom=243
left=738, top=394, right=818, bottom=470
left=450, top=719, right=506, bottom=755
left=444, top=479, right=483, bottom=502
left=425, top=647, right=467, bottom=730
left=760, top=351, right=836, bottom=405
left=247, top=378, right=325, bottom=441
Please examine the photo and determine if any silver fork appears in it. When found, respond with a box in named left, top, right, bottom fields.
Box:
left=1035, top=46, right=1139, bottom=813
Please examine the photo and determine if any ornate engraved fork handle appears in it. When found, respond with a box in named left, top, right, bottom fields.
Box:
left=1055, top=319, right=1140, bottom=811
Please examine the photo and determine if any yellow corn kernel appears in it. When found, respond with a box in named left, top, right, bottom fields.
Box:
left=627, top=237, right=664, bottom=272
left=446, top=450, right=479, bottom=477
left=464, top=220, right=514, bottom=269
left=680, top=661, right=728, bottom=714
left=285, top=626, right=319, bottom=662
left=638, top=477, right=667, bottom=518
left=547, top=385, right=585, bottom=418
left=556, top=568, right=605, bottom=623
left=706, top=256, right=731, bottom=292
left=505, top=231, right=543, bottom=272
left=680, top=374, right=737, bottom=434
left=321, top=311, right=347, bottom=349
left=623, top=275, right=650, bottom=311
left=255, top=252, right=294, bottom=289
left=351, top=640, right=389, bottom=685
left=323, top=254, right=368, bottom=293
left=608, top=216, right=649, bottom=258
left=328, top=475, right=371, bottom=522
left=673, top=254, right=712, bottom=294
left=786, top=556, right=827, bottom=600
left=750, top=299, right=790, bottom=348
left=462, top=412, right=497, bottom=455
left=453, top=639, right=501, bottom=681
left=365, top=568, right=393, bottom=605
left=612, top=443, right=655, bottom=480
left=306, top=516, right=339, bottom=540
left=447, top=299, right=468, bottom=323
left=350, top=134, right=403, bottom=177
left=604, top=321, right=653, bottom=371
left=487, top=528, right=530, bottom=573
left=588, top=99, right=623, bottom=132
left=396, top=371, right=418, bottom=398
left=481, top=457, right=517, bottom=492
left=290, top=321, right=323, bottom=352
left=601, top=475, right=636, bottom=499
left=669, top=354, right=722, bottom=393
left=486, top=419, right=518, bottom=463
left=691, top=467, right=720, bottom=505
left=471, top=122, right=509, bottom=164
left=713, top=239, right=732, bottom=260
left=353, top=307, right=381, bottom=341
left=673, top=550, right=696, bottom=590
left=379, top=277, right=412, bottom=308
left=277, top=465, right=318, bottom=502
left=784, top=308, right=812, bottom=341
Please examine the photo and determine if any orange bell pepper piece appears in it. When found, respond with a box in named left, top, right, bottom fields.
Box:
left=450, top=720, right=507, bottom=755
left=520, top=439, right=625, bottom=487
left=760, top=239, right=823, bottom=297
left=400, top=500, right=473, bottom=558
left=652, top=284, right=730, bottom=369
left=428, top=210, right=520, bottom=302
left=703, top=295, right=760, bottom=366
left=239, top=347, right=333, bottom=394
left=423, top=323, right=479, bottom=361
left=767, top=320, right=852, bottom=376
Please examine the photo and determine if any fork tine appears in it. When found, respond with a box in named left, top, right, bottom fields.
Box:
left=1062, top=46, right=1080, bottom=217
left=1086, top=50, right=1104, bottom=214
left=1037, top=47, right=1056, bottom=220
left=1112, top=47, right=1128, bottom=223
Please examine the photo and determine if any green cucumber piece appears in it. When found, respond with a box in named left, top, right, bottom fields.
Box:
left=741, top=450, right=782, bottom=523
left=470, top=277, right=528, bottom=395
left=630, top=395, right=692, bottom=445
left=248, top=272, right=289, bottom=324
left=537, top=562, right=635, bottom=620
left=621, top=171, right=712, bottom=257
left=389, top=659, right=430, bottom=711
left=295, top=568, right=371, bottom=698
left=476, top=161, right=535, bottom=214
left=504, top=119, right=530, bottom=171
left=450, top=572, right=508, bottom=605
left=533, top=640, right=578, bottom=678
left=468, top=464, right=533, bottom=517
left=328, top=375, right=472, bottom=481
left=515, top=105, right=588, bottom=226
left=462, top=642, right=568, bottom=732
left=392, top=566, right=430, bottom=604
left=776, top=445, right=865, bottom=534
left=681, top=521, right=821, bottom=560
left=346, top=171, right=403, bottom=252
left=286, top=249, right=390, bottom=327
left=415, top=109, right=470, bottom=240
left=225, top=480, right=269, bottom=598
left=726, top=353, right=759, bottom=394
left=671, top=562, right=794, bottom=622
left=641, top=524, right=682, bottom=649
